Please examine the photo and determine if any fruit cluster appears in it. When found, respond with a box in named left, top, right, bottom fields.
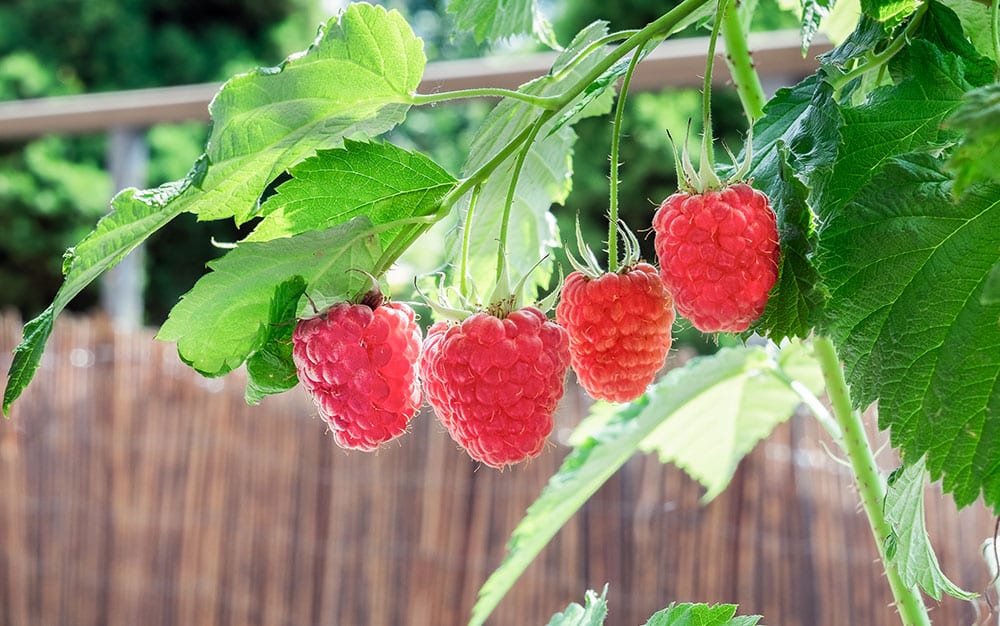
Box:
left=290, top=183, right=779, bottom=468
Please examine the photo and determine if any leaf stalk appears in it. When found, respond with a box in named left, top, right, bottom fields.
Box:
left=827, top=3, right=929, bottom=92
left=410, top=88, right=560, bottom=109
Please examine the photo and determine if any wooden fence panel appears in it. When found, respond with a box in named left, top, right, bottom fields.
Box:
left=1, top=313, right=996, bottom=625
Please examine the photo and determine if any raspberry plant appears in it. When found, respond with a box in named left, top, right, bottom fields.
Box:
left=3, top=0, right=999, bottom=624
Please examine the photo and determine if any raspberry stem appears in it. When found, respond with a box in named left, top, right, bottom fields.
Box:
left=459, top=184, right=482, bottom=298
left=435, top=0, right=715, bottom=219
left=496, top=112, right=551, bottom=283
left=720, top=0, right=766, bottom=123
left=697, top=0, right=727, bottom=187
left=813, top=336, right=931, bottom=626
left=607, top=49, right=642, bottom=274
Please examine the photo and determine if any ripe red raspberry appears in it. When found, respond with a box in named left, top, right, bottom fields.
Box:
left=652, top=183, right=780, bottom=333
left=419, top=307, right=570, bottom=468
left=292, top=300, right=422, bottom=451
left=556, top=263, right=674, bottom=403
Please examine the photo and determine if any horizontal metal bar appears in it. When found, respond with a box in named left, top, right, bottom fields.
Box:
left=0, top=30, right=830, bottom=139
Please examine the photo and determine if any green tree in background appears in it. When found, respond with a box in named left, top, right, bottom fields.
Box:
left=0, top=0, right=318, bottom=321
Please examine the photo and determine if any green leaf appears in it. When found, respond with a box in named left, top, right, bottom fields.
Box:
left=884, top=456, right=977, bottom=600
left=638, top=342, right=818, bottom=502
left=3, top=178, right=195, bottom=415
left=196, top=3, right=425, bottom=223
left=816, top=152, right=1000, bottom=509
left=914, top=1, right=996, bottom=87
left=247, top=140, right=457, bottom=244
left=800, top=0, right=837, bottom=53
left=244, top=276, right=308, bottom=405
left=819, top=15, right=889, bottom=68
left=643, top=603, right=761, bottom=626
left=861, top=0, right=918, bottom=24
left=3, top=3, right=424, bottom=413
left=470, top=344, right=814, bottom=625
left=543, top=587, right=609, bottom=626
left=822, top=40, right=976, bottom=218
left=157, top=218, right=382, bottom=377
left=746, top=75, right=840, bottom=339
left=937, top=0, right=999, bottom=62
left=944, top=83, right=1000, bottom=195
left=457, top=22, right=616, bottom=305
left=447, top=0, right=557, bottom=48
left=984, top=260, right=1000, bottom=305
left=3, top=305, right=55, bottom=416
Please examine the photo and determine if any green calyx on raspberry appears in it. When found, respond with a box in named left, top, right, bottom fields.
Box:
left=419, top=306, right=570, bottom=468
left=292, top=286, right=422, bottom=451
left=416, top=253, right=570, bottom=467
left=557, top=216, right=675, bottom=402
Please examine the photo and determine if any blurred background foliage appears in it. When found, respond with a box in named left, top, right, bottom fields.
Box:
left=0, top=0, right=796, bottom=339
left=0, top=0, right=319, bottom=320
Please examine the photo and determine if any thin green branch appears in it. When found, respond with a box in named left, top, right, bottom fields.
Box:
left=418, top=0, right=716, bottom=277
left=813, top=336, right=931, bottom=626
left=438, top=123, right=537, bottom=212
left=719, top=0, right=766, bottom=123
left=607, top=50, right=642, bottom=273
left=552, top=0, right=717, bottom=110
left=459, top=184, right=482, bottom=297
left=700, top=0, right=727, bottom=176
left=496, top=113, right=551, bottom=281
left=370, top=214, right=444, bottom=277
left=548, top=30, right=641, bottom=82
left=827, top=2, right=929, bottom=92
left=992, top=0, right=999, bottom=78
left=410, top=88, right=560, bottom=109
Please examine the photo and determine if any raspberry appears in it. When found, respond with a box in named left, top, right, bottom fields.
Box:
left=419, top=307, right=570, bottom=468
left=556, top=263, right=674, bottom=402
left=652, top=183, right=780, bottom=333
left=292, top=300, right=422, bottom=451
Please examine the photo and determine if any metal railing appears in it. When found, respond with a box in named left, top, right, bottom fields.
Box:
left=0, top=30, right=831, bottom=328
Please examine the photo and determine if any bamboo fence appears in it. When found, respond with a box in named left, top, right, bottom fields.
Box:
left=1, top=312, right=996, bottom=626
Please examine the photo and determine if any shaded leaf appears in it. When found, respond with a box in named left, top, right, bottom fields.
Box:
left=816, top=152, right=1000, bottom=508
left=937, top=0, right=999, bottom=62
left=543, top=587, right=609, bottom=626
left=821, top=40, right=975, bottom=218
left=745, top=75, right=840, bottom=339
left=884, top=456, right=977, bottom=600
left=638, top=342, right=819, bottom=502
left=244, top=276, right=308, bottom=405
left=944, top=83, right=1000, bottom=195
left=471, top=344, right=816, bottom=624
left=157, top=218, right=381, bottom=377
left=448, top=0, right=557, bottom=48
